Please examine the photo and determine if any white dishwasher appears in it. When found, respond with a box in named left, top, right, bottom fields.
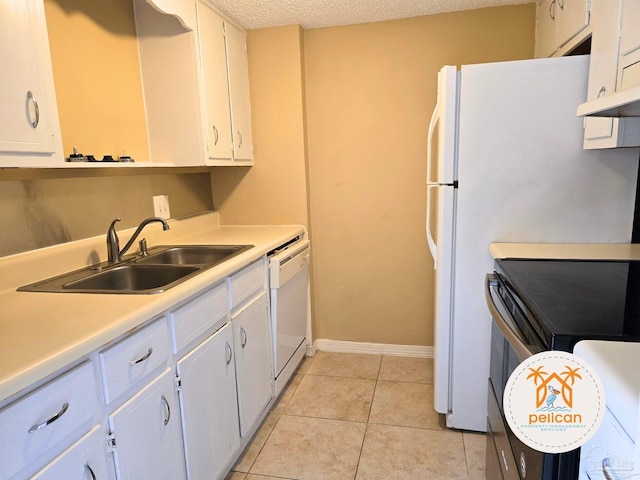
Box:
left=269, top=238, right=310, bottom=396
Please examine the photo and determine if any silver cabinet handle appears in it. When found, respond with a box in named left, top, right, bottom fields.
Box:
left=26, top=90, right=39, bottom=128
left=161, top=395, right=171, bottom=426
left=225, top=341, right=233, bottom=364
left=240, top=327, right=247, bottom=348
left=84, top=463, right=97, bottom=480
left=129, top=347, right=153, bottom=366
left=28, top=402, right=69, bottom=433
left=237, top=131, right=243, bottom=148
left=549, top=0, right=556, bottom=20
left=212, top=125, right=219, bottom=145
left=558, top=0, right=564, bottom=9
left=598, top=86, right=606, bottom=98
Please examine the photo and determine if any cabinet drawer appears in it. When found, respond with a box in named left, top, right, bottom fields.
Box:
left=0, top=362, right=98, bottom=479
left=31, top=425, right=109, bottom=480
left=100, top=317, right=170, bottom=404
left=229, top=258, right=265, bottom=309
left=170, top=282, right=228, bottom=354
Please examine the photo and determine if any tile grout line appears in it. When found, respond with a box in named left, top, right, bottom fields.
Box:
left=352, top=354, right=383, bottom=479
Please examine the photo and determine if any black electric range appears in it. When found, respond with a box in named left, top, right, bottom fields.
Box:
left=486, top=258, right=640, bottom=480
left=495, top=258, right=640, bottom=351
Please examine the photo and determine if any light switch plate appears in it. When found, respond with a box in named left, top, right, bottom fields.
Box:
left=153, top=195, right=170, bottom=219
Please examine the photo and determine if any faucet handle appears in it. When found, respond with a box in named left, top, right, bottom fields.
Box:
left=139, top=238, right=148, bottom=256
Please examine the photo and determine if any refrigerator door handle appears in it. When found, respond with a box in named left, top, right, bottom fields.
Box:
left=426, top=184, right=438, bottom=269
left=426, top=101, right=440, bottom=185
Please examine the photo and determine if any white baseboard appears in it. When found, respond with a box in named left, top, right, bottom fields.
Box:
left=312, top=339, right=433, bottom=358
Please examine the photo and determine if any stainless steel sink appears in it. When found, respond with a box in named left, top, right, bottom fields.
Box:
left=135, top=245, right=252, bottom=266
left=62, top=264, right=200, bottom=293
left=18, top=244, right=254, bottom=294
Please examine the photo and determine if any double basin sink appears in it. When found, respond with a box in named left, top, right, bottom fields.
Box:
left=19, top=245, right=254, bottom=294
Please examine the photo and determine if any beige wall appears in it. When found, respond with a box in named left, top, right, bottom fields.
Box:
left=214, top=6, right=535, bottom=347
left=44, top=0, right=148, bottom=161
left=212, top=25, right=310, bottom=229
left=304, top=6, right=535, bottom=345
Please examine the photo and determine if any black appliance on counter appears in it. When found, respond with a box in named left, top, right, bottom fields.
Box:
left=485, top=258, right=640, bottom=480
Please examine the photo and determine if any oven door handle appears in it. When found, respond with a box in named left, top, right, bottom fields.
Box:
left=485, top=274, right=536, bottom=363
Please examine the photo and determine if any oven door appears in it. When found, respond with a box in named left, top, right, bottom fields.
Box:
left=486, top=273, right=582, bottom=480
left=486, top=274, right=551, bottom=479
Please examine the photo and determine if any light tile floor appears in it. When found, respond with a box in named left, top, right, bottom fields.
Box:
left=227, top=352, right=486, bottom=480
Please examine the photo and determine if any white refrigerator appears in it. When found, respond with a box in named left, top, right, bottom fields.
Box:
left=426, top=55, right=640, bottom=432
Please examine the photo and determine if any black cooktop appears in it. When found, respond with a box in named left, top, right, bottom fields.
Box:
left=495, top=258, right=640, bottom=350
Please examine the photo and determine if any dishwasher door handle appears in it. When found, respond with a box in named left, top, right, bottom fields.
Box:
left=270, top=240, right=310, bottom=288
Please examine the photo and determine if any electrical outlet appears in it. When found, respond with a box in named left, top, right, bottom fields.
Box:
left=153, top=195, right=171, bottom=219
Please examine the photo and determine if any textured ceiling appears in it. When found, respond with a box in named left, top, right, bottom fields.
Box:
left=205, top=0, right=535, bottom=30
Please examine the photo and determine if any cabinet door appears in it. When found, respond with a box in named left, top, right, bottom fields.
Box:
left=232, top=291, right=272, bottom=436
left=31, top=426, right=110, bottom=480
left=225, top=22, right=254, bottom=162
left=556, top=0, right=590, bottom=49
left=535, top=0, right=557, bottom=58
left=584, top=0, right=621, bottom=147
left=196, top=1, right=233, bottom=162
left=0, top=0, right=62, bottom=165
left=617, top=0, right=640, bottom=91
left=177, top=324, right=240, bottom=480
left=108, top=369, right=186, bottom=480
left=583, top=0, right=640, bottom=149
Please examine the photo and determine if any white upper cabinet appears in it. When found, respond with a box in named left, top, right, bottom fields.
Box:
left=0, top=0, right=63, bottom=166
left=135, top=0, right=253, bottom=166
left=581, top=0, right=640, bottom=148
left=584, top=0, right=640, bottom=149
left=196, top=3, right=234, bottom=161
left=617, top=0, right=640, bottom=92
left=535, top=0, right=591, bottom=58
left=225, top=21, right=254, bottom=162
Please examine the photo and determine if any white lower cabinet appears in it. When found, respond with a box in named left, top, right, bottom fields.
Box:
left=3, top=256, right=277, bottom=480
left=176, top=323, right=240, bottom=480
left=107, top=368, right=186, bottom=480
left=31, top=426, right=109, bottom=480
left=232, top=291, right=273, bottom=437
left=0, top=361, right=99, bottom=479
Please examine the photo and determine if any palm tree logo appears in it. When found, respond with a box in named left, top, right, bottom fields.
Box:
left=527, top=366, right=548, bottom=385
left=527, top=365, right=581, bottom=409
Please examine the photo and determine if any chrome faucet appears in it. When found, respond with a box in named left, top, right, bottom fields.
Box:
left=106, top=217, right=170, bottom=264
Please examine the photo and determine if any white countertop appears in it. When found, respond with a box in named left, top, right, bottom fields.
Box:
left=490, top=243, right=640, bottom=260
left=574, top=340, right=640, bottom=442
left=0, top=212, right=305, bottom=404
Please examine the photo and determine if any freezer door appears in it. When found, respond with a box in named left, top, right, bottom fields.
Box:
left=426, top=65, right=458, bottom=186
left=429, top=184, right=456, bottom=414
